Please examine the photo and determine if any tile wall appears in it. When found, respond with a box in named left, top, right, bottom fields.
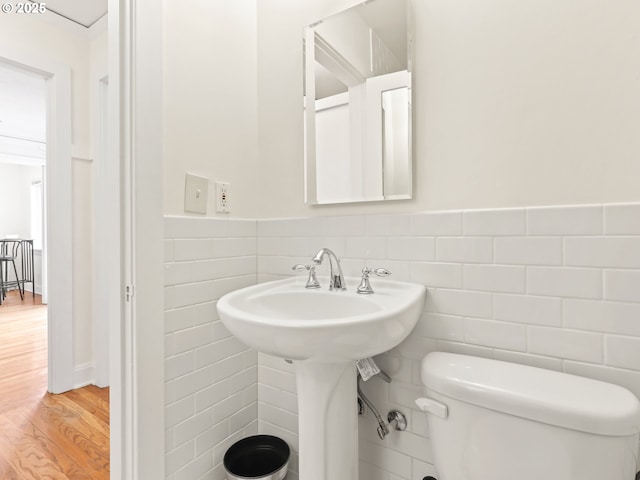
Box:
left=164, top=203, right=640, bottom=480
left=164, top=216, right=258, bottom=480
left=256, top=203, right=640, bottom=480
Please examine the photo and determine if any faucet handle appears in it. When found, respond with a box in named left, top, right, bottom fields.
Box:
left=363, top=267, right=391, bottom=277
left=291, top=264, right=321, bottom=289
left=357, top=267, right=391, bottom=294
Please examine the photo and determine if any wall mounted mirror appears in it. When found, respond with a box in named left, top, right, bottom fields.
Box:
left=304, top=0, right=412, bottom=205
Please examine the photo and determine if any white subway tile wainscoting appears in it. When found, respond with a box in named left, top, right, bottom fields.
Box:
left=164, top=203, right=640, bottom=480
left=164, top=217, right=258, bottom=480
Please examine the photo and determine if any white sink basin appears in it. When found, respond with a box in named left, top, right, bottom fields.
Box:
left=217, top=275, right=426, bottom=480
left=217, top=276, right=426, bottom=362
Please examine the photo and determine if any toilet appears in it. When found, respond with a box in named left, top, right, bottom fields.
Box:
left=416, top=352, right=640, bottom=480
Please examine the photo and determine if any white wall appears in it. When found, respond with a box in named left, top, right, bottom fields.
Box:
left=161, top=2, right=262, bottom=476
left=163, top=0, right=640, bottom=218
left=90, top=18, right=108, bottom=159
left=0, top=163, right=41, bottom=238
left=0, top=13, right=92, bottom=158
left=70, top=21, right=108, bottom=386
left=163, top=0, right=259, bottom=218
left=0, top=12, right=107, bottom=383
left=256, top=0, right=640, bottom=218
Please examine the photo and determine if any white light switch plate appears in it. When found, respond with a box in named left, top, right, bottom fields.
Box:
left=184, top=173, right=208, bottom=214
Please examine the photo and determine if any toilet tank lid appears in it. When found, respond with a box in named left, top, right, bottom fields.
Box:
left=421, top=352, right=640, bottom=436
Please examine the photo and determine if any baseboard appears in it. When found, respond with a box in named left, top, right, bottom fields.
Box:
left=73, top=362, right=95, bottom=389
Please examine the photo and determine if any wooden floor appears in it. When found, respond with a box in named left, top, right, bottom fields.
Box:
left=0, top=291, right=110, bottom=479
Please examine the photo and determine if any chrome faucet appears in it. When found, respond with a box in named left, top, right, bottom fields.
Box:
left=312, top=248, right=346, bottom=291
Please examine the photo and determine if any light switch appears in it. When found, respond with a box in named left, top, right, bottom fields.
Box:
left=184, top=173, right=208, bottom=214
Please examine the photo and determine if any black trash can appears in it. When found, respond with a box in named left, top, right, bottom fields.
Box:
left=224, top=435, right=290, bottom=480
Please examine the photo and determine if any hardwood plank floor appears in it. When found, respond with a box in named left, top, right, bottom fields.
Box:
left=0, top=292, right=109, bottom=479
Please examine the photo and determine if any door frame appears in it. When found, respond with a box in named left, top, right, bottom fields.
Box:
left=110, top=0, right=165, bottom=477
left=0, top=50, right=74, bottom=395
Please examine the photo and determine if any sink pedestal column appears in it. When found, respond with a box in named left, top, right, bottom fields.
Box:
left=295, top=360, right=358, bottom=480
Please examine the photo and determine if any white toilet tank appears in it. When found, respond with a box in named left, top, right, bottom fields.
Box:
left=417, top=352, right=640, bottom=480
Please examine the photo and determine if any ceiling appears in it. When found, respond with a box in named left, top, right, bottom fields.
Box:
left=31, top=0, right=108, bottom=28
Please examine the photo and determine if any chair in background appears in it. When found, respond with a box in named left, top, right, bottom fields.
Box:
left=18, top=240, right=35, bottom=298
left=0, top=240, right=23, bottom=303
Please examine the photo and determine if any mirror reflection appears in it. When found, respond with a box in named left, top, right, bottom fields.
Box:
left=304, top=0, right=412, bottom=205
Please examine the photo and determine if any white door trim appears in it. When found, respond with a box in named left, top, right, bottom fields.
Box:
left=0, top=50, right=74, bottom=395
left=110, top=0, right=165, bottom=477
left=93, top=74, right=110, bottom=388
left=108, top=0, right=127, bottom=475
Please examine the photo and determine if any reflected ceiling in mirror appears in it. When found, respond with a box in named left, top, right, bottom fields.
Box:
left=304, top=0, right=412, bottom=205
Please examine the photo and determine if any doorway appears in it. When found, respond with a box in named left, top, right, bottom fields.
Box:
left=0, top=51, right=74, bottom=396
left=0, top=60, right=48, bottom=404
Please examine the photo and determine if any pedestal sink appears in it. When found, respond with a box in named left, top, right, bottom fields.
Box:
left=217, top=276, right=426, bottom=480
